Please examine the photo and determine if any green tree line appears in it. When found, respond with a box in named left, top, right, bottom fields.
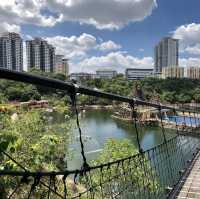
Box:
left=1, top=70, right=200, bottom=104
left=0, top=69, right=68, bottom=103
left=79, top=76, right=200, bottom=104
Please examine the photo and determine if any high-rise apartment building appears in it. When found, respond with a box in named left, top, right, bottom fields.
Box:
left=55, top=55, right=69, bottom=76
left=26, top=38, right=55, bottom=73
left=62, top=58, right=69, bottom=76
left=162, top=66, right=184, bottom=79
left=55, top=55, right=64, bottom=73
left=187, top=67, right=200, bottom=79
left=0, top=32, right=23, bottom=71
left=154, top=37, right=179, bottom=72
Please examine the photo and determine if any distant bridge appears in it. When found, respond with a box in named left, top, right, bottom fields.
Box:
left=0, top=68, right=200, bottom=199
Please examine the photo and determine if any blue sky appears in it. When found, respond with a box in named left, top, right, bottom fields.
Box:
left=1, top=0, right=200, bottom=73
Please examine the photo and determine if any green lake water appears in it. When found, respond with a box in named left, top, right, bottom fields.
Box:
left=55, top=109, right=200, bottom=198
left=68, top=110, right=176, bottom=169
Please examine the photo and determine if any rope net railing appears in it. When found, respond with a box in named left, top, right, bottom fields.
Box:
left=0, top=69, right=200, bottom=199
left=1, top=135, right=199, bottom=199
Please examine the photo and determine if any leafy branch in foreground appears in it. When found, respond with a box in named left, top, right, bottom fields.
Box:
left=0, top=109, right=72, bottom=198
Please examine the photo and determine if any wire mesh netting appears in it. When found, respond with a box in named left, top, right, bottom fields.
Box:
left=0, top=69, right=200, bottom=199
left=1, top=135, right=200, bottom=199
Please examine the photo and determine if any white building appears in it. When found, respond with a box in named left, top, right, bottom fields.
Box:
left=55, top=55, right=63, bottom=72
left=26, top=38, right=55, bottom=73
left=162, top=66, right=184, bottom=79
left=96, top=70, right=117, bottom=79
left=70, top=73, right=98, bottom=81
left=154, top=37, right=179, bottom=73
left=0, top=32, right=23, bottom=71
left=55, top=55, right=69, bottom=76
left=62, top=59, right=69, bottom=77
left=186, top=67, right=200, bottom=79
left=125, top=68, right=153, bottom=80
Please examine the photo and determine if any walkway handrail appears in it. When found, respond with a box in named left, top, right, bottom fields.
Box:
left=0, top=135, right=180, bottom=177
left=1, top=68, right=200, bottom=199
left=0, top=68, right=185, bottom=112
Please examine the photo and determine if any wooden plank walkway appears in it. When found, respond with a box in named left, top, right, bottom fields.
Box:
left=169, top=151, right=200, bottom=199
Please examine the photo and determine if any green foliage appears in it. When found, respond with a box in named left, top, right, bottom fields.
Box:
left=93, top=139, right=137, bottom=163
left=0, top=110, right=71, bottom=170
left=193, top=88, right=200, bottom=102
left=0, top=93, right=7, bottom=104
left=80, top=76, right=200, bottom=104
left=52, top=98, right=71, bottom=115
left=79, top=76, right=134, bottom=105
left=88, top=139, right=159, bottom=197
left=176, top=93, right=192, bottom=103
left=141, top=77, right=200, bottom=103
left=1, top=69, right=199, bottom=104
left=161, top=91, right=177, bottom=103
left=28, top=68, right=67, bottom=81
left=0, top=69, right=69, bottom=103
left=0, top=109, right=72, bottom=197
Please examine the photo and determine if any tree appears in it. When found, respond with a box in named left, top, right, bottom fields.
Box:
left=161, top=91, right=176, bottom=103
left=0, top=109, right=71, bottom=197
left=177, top=93, right=192, bottom=103
left=0, top=93, right=7, bottom=103
left=193, top=88, right=200, bottom=102
left=88, top=139, right=159, bottom=198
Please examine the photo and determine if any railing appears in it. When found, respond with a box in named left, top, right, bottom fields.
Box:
left=0, top=68, right=200, bottom=199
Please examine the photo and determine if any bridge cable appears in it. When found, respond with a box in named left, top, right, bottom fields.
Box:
left=188, top=111, right=193, bottom=133
left=70, top=83, right=89, bottom=170
left=158, top=105, right=176, bottom=189
left=129, top=101, right=153, bottom=198
left=27, top=174, right=41, bottom=199
left=173, top=108, right=187, bottom=171
left=173, top=108, right=179, bottom=135
left=193, top=111, right=198, bottom=129
left=158, top=105, right=167, bottom=143
left=130, top=100, right=143, bottom=153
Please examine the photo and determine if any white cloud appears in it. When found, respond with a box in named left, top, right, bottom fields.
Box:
left=97, top=40, right=121, bottom=51
left=179, top=57, right=200, bottom=67
left=38, top=34, right=151, bottom=74
left=0, top=22, right=21, bottom=34
left=185, top=44, right=200, bottom=55
left=46, top=33, right=97, bottom=59
left=70, top=51, right=153, bottom=73
left=173, top=23, right=200, bottom=55
left=47, top=0, right=157, bottom=30
left=22, top=32, right=153, bottom=74
left=0, top=0, right=62, bottom=28
left=0, top=0, right=156, bottom=31
left=46, top=33, right=122, bottom=60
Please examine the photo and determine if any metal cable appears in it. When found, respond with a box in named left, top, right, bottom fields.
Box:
left=70, top=83, right=89, bottom=170
left=130, top=101, right=143, bottom=153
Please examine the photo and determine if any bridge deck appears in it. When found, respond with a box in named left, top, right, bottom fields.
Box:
left=170, top=151, right=200, bottom=199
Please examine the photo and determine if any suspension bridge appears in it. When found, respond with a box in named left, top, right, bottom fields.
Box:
left=0, top=68, right=200, bottom=199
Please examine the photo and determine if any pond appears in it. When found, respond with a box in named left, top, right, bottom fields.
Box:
left=68, top=110, right=176, bottom=169
left=55, top=109, right=200, bottom=198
